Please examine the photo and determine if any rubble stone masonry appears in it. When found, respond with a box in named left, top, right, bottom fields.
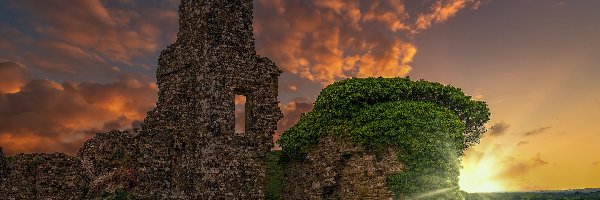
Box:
left=282, top=136, right=402, bottom=200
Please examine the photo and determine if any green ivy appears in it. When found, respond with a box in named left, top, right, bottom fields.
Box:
left=265, top=151, right=284, bottom=200
left=278, top=77, right=490, bottom=199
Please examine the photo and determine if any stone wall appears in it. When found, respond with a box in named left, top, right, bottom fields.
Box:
left=283, top=136, right=403, bottom=199
left=0, top=147, right=5, bottom=178
left=0, top=153, right=89, bottom=199
left=78, top=130, right=136, bottom=198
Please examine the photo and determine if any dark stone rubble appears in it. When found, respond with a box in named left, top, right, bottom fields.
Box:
left=283, top=136, right=402, bottom=199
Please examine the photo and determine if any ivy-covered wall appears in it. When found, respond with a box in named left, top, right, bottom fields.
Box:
left=278, top=77, right=490, bottom=199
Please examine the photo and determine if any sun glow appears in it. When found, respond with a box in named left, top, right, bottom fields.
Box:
left=459, top=152, right=505, bottom=193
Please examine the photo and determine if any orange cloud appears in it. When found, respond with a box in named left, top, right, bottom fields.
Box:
left=0, top=68, right=157, bottom=155
left=362, top=0, right=410, bottom=32
left=355, top=41, right=415, bottom=78
left=0, top=61, right=29, bottom=93
left=414, top=0, right=481, bottom=33
left=254, top=0, right=480, bottom=85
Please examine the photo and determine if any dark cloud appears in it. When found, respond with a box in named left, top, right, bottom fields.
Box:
left=0, top=26, right=117, bottom=78
left=0, top=27, right=34, bottom=53
left=488, top=122, right=510, bottom=136
left=12, top=0, right=177, bottom=64
left=131, top=120, right=143, bottom=129
left=0, top=0, right=178, bottom=80
left=524, top=126, right=551, bottom=136
left=101, top=115, right=132, bottom=131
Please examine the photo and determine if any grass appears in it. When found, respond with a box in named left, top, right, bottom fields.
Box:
left=265, top=150, right=284, bottom=200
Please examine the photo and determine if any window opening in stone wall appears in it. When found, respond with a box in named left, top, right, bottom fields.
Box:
left=235, top=95, right=246, bottom=133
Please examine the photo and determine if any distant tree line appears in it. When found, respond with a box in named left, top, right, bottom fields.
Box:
left=464, top=191, right=600, bottom=200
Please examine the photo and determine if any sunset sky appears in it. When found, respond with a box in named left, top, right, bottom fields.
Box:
left=1, top=0, right=599, bottom=192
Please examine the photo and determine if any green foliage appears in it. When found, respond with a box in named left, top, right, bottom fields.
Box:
left=100, top=188, right=129, bottom=200
left=112, top=188, right=128, bottom=200
left=4, top=156, right=12, bottom=164
left=278, top=77, right=490, bottom=199
left=265, top=150, right=284, bottom=200
left=356, top=102, right=465, bottom=199
left=279, top=77, right=489, bottom=159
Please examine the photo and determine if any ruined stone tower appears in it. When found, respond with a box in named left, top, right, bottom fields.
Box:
left=135, top=0, right=283, bottom=198
left=1, top=0, right=282, bottom=199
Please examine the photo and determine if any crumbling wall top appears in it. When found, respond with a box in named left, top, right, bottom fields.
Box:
left=157, top=0, right=256, bottom=77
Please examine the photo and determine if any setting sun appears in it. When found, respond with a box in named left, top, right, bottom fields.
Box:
left=459, top=151, right=505, bottom=193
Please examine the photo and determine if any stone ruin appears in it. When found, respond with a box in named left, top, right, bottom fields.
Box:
left=0, top=0, right=408, bottom=199
left=282, top=136, right=403, bottom=199
left=0, top=0, right=282, bottom=199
